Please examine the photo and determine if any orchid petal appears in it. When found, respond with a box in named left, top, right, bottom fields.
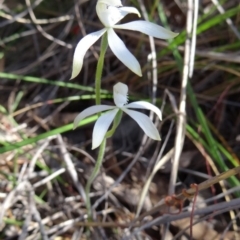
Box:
left=116, top=6, right=141, bottom=18
left=114, top=20, right=178, bottom=39
left=107, top=28, right=142, bottom=76
left=71, top=28, right=107, bottom=79
left=122, top=108, right=160, bottom=140
left=92, top=108, right=119, bottom=149
left=126, top=101, right=162, bottom=120
left=73, top=105, right=115, bottom=129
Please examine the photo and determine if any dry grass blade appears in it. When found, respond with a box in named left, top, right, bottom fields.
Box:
left=168, top=0, right=199, bottom=195
left=56, top=134, right=86, bottom=202
left=134, top=166, right=240, bottom=224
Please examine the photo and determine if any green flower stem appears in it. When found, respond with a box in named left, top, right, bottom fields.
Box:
left=95, top=33, right=108, bottom=105
left=86, top=33, right=118, bottom=220
left=85, top=138, right=106, bottom=219
left=85, top=111, right=122, bottom=219
left=105, top=110, right=123, bottom=138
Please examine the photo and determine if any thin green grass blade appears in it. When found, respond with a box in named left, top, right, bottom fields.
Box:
left=9, top=91, right=24, bottom=113
left=157, top=4, right=240, bottom=192
left=186, top=124, right=240, bottom=191
left=159, top=5, right=240, bottom=57
left=0, top=72, right=109, bottom=93
left=0, top=115, right=98, bottom=153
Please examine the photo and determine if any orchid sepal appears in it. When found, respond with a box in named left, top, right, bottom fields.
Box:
left=122, top=108, right=161, bottom=140
left=71, top=28, right=107, bottom=79
left=73, top=105, right=115, bottom=129
left=114, top=20, right=178, bottom=39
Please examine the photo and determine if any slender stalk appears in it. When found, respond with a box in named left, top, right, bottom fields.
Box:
left=85, top=139, right=106, bottom=219
left=105, top=110, right=123, bottom=138
left=85, top=32, right=108, bottom=218
left=85, top=111, right=122, bottom=219
left=86, top=32, right=118, bottom=220
left=95, top=33, right=108, bottom=105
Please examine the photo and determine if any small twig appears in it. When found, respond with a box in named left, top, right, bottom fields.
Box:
left=0, top=11, right=73, bottom=25
left=25, top=0, right=72, bottom=48
left=169, top=0, right=199, bottom=195
left=33, top=168, right=66, bottom=188
left=56, top=134, right=86, bottom=203
left=189, top=184, right=199, bottom=240
left=19, top=182, right=49, bottom=240
left=133, top=197, right=240, bottom=237
left=25, top=136, right=55, bottom=180
left=211, top=0, right=240, bottom=39
left=136, top=148, right=174, bottom=217
left=133, top=166, right=240, bottom=224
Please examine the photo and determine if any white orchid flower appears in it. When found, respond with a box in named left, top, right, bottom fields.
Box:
left=71, top=0, right=178, bottom=79
left=74, top=82, right=162, bottom=149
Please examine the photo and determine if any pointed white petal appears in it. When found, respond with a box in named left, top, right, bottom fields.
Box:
left=114, top=20, right=178, bottom=39
left=92, top=108, right=119, bottom=149
left=71, top=28, right=107, bottom=79
left=122, top=108, right=160, bottom=140
left=73, top=105, right=115, bottom=129
left=117, top=6, right=141, bottom=18
left=107, top=28, right=142, bottom=76
left=126, top=101, right=162, bottom=120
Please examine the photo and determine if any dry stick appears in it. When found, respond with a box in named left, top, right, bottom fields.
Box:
left=0, top=0, right=44, bottom=27
left=133, top=166, right=240, bottom=224
left=164, top=2, right=193, bottom=235
left=135, top=0, right=159, bottom=218
left=70, top=167, right=240, bottom=231
left=0, top=182, right=26, bottom=229
left=135, top=148, right=174, bottom=217
left=211, top=0, right=240, bottom=40
left=33, top=168, right=66, bottom=189
left=75, top=198, right=240, bottom=230
left=188, top=2, right=199, bottom=238
left=137, top=0, right=158, bottom=106
left=138, top=0, right=160, bottom=179
left=220, top=212, right=240, bottom=240
left=56, top=134, right=86, bottom=203
left=169, top=199, right=240, bottom=240
left=168, top=0, right=193, bottom=195
left=136, top=120, right=175, bottom=217
left=187, top=132, right=239, bottom=235
left=189, top=0, right=198, bottom=79
left=0, top=11, right=72, bottom=25
left=18, top=137, right=53, bottom=187
left=25, top=136, right=56, bottom=180
left=19, top=182, right=49, bottom=240
left=189, top=184, right=198, bottom=239
left=167, top=2, right=199, bottom=236
left=25, top=0, right=72, bottom=48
